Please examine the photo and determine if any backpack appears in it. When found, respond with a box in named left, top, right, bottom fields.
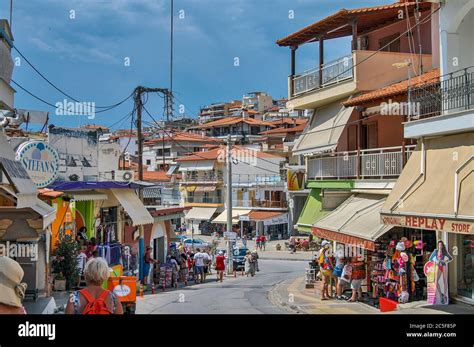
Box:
left=80, top=289, right=113, bottom=315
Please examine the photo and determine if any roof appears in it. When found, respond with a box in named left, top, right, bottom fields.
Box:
left=151, top=206, right=191, bottom=217
left=192, top=117, right=275, bottom=129
left=176, top=145, right=285, bottom=162
left=82, top=124, right=109, bottom=131
left=144, top=132, right=220, bottom=145
left=276, top=1, right=432, bottom=46
left=343, top=69, right=440, bottom=106
left=259, top=122, right=308, bottom=135
left=247, top=210, right=286, bottom=221
left=139, top=171, right=172, bottom=182
left=267, top=117, right=308, bottom=126
left=38, top=188, right=64, bottom=199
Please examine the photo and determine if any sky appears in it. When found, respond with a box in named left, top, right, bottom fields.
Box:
left=9, top=0, right=393, bottom=130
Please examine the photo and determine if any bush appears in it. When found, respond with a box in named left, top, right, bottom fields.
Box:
left=52, top=239, right=80, bottom=290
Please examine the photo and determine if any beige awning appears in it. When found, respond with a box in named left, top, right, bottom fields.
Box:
left=195, top=186, right=217, bottom=193
left=185, top=207, right=217, bottom=221
left=293, top=104, right=355, bottom=156
left=313, top=194, right=393, bottom=251
left=212, top=209, right=251, bottom=224
left=381, top=133, right=474, bottom=234
left=110, top=189, right=154, bottom=226
left=178, top=160, right=215, bottom=172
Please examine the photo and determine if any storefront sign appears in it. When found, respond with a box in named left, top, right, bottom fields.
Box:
left=287, top=169, right=305, bottom=191
left=381, top=214, right=473, bottom=234
left=239, top=215, right=250, bottom=221
left=113, top=284, right=131, bottom=297
left=263, top=213, right=288, bottom=226
left=16, top=141, right=59, bottom=188
left=223, top=231, right=237, bottom=240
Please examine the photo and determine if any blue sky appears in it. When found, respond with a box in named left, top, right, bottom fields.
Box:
left=10, top=0, right=393, bottom=129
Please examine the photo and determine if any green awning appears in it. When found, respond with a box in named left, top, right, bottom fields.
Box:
left=296, top=188, right=328, bottom=233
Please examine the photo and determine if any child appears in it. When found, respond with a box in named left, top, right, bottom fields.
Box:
left=76, top=245, right=88, bottom=289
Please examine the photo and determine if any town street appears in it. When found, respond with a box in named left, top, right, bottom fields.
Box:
left=136, top=259, right=305, bottom=314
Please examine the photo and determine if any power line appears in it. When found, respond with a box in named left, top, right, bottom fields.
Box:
left=12, top=44, right=134, bottom=109
left=11, top=79, right=132, bottom=114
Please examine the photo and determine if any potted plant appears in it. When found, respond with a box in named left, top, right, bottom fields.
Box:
left=53, top=273, right=66, bottom=291
left=52, top=239, right=80, bottom=290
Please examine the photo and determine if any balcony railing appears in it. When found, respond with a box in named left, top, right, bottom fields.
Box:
left=410, top=67, right=474, bottom=120
left=233, top=199, right=288, bottom=208
left=293, top=54, right=353, bottom=96
left=182, top=171, right=224, bottom=183
left=307, top=145, right=415, bottom=180
left=185, top=196, right=223, bottom=204
left=231, top=174, right=285, bottom=186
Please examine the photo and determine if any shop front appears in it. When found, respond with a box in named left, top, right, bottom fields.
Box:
left=312, top=193, right=437, bottom=307
left=241, top=211, right=289, bottom=240
left=380, top=133, right=474, bottom=304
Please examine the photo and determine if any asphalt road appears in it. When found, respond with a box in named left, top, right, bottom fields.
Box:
left=136, top=259, right=306, bottom=314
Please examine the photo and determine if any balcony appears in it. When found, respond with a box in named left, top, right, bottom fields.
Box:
left=184, top=196, right=223, bottom=204
left=307, top=145, right=415, bottom=180
left=181, top=171, right=224, bottom=184
left=232, top=199, right=288, bottom=209
left=293, top=55, right=353, bottom=96
left=405, top=67, right=474, bottom=138
left=231, top=174, right=285, bottom=187
left=288, top=51, right=432, bottom=110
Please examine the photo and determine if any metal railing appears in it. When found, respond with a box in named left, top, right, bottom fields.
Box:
left=182, top=171, right=224, bottom=183
left=185, top=196, right=223, bottom=204
left=410, top=67, right=474, bottom=120
left=307, top=145, right=415, bottom=180
left=232, top=199, right=288, bottom=208
left=293, top=54, right=354, bottom=96
left=231, top=174, right=285, bottom=185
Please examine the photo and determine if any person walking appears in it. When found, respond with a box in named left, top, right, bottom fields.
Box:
left=0, top=257, right=27, bottom=314
left=348, top=257, right=366, bottom=302
left=179, top=253, right=189, bottom=285
left=65, top=257, right=123, bottom=314
left=251, top=249, right=259, bottom=272
left=242, top=234, right=248, bottom=248
left=256, top=235, right=261, bottom=251
left=260, top=234, right=266, bottom=251
left=76, top=245, right=88, bottom=289
left=215, top=251, right=225, bottom=282
left=319, top=240, right=334, bottom=300
left=193, top=248, right=210, bottom=284
left=244, top=250, right=254, bottom=277
left=143, top=246, right=159, bottom=287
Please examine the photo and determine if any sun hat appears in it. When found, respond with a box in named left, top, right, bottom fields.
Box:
left=218, top=251, right=223, bottom=255
left=0, top=257, right=27, bottom=308
left=321, top=240, right=330, bottom=247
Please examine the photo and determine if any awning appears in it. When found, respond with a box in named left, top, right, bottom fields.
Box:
left=166, top=165, right=179, bottom=175
left=110, top=189, right=153, bottom=226
left=195, top=186, right=216, bottom=193
left=313, top=194, right=393, bottom=251
left=185, top=207, right=217, bottom=221
left=244, top=211, right=288, bottom=226
left=16, top=194, right=56, bottom=230
left=296, top=188, right=328, bottom=233
left=381, top=133, right=474, bottom=234
left=178, top=160, right=215, bottom=172
left=212, top=209, right=251, bottom=224
left=292, top=104, right=354, bottom=156
left=69, top=191, right=108, bottom=201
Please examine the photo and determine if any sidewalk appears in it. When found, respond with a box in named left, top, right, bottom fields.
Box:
left=269, top=276, right=474, bottom=315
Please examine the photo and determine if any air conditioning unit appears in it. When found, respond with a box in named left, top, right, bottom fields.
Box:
left=115, top=170, right=135, bottom=182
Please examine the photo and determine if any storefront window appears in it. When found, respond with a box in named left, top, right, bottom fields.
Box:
left=457, top=234, right=473, bottom=300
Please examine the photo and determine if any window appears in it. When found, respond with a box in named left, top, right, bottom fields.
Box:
left=379, top=33, right=400, bottom=52
left=146, top=159, right=151, bottom=165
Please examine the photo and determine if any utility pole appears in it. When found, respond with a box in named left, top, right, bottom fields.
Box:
left=226, top=134, right=233, bottom=275
left=169, top=0, right=174, bottom=122
left=415, top=0, right=423, bottom=74
left=134, top=86, right=171, bottom=283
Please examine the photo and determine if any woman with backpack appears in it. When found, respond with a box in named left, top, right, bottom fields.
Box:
left=65, top=257, right=123, bottom=315
left=319, top=240, right=334, bottom=300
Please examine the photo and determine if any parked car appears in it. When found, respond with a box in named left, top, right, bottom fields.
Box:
left=232, top=247, right=248, bottom=271
left=183, top=238, right=208, bottom=248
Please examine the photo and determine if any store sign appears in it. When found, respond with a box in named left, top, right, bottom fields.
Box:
left=223, top=231, right=237, bottom=240
left=239, top=215, right=250, bottom=221
left=381, top=214, right=473, bottom=234
left=287, top=169, right=305, bottom=191
left=16, top=141, right=59, bottom=188
left=263, top=213, right=288, bottom=226
left=113, top=284, right=131, bottom=297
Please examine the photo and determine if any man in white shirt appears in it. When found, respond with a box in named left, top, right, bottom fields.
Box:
left=193, top=248, right=210, bottom=284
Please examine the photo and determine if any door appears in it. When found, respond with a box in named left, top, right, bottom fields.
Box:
left=366, top=122, right=378, bottom=149
left=347, top=125, right=358, bottom=151
left=153, top=237, right=165, bottom=264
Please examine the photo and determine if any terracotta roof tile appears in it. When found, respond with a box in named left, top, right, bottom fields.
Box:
left=343, top=69, right=440, bottom=107
left=144, top=132, right=220, bottom=145
left=247, top=210, right=285, bottom=220
left=139, top=171, right=172, bottom=182
left=175, top=145, right=284, bottom=162
left=260, top=122, right=308, bottom=135
left=192, top=117, right=275, bottom=129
